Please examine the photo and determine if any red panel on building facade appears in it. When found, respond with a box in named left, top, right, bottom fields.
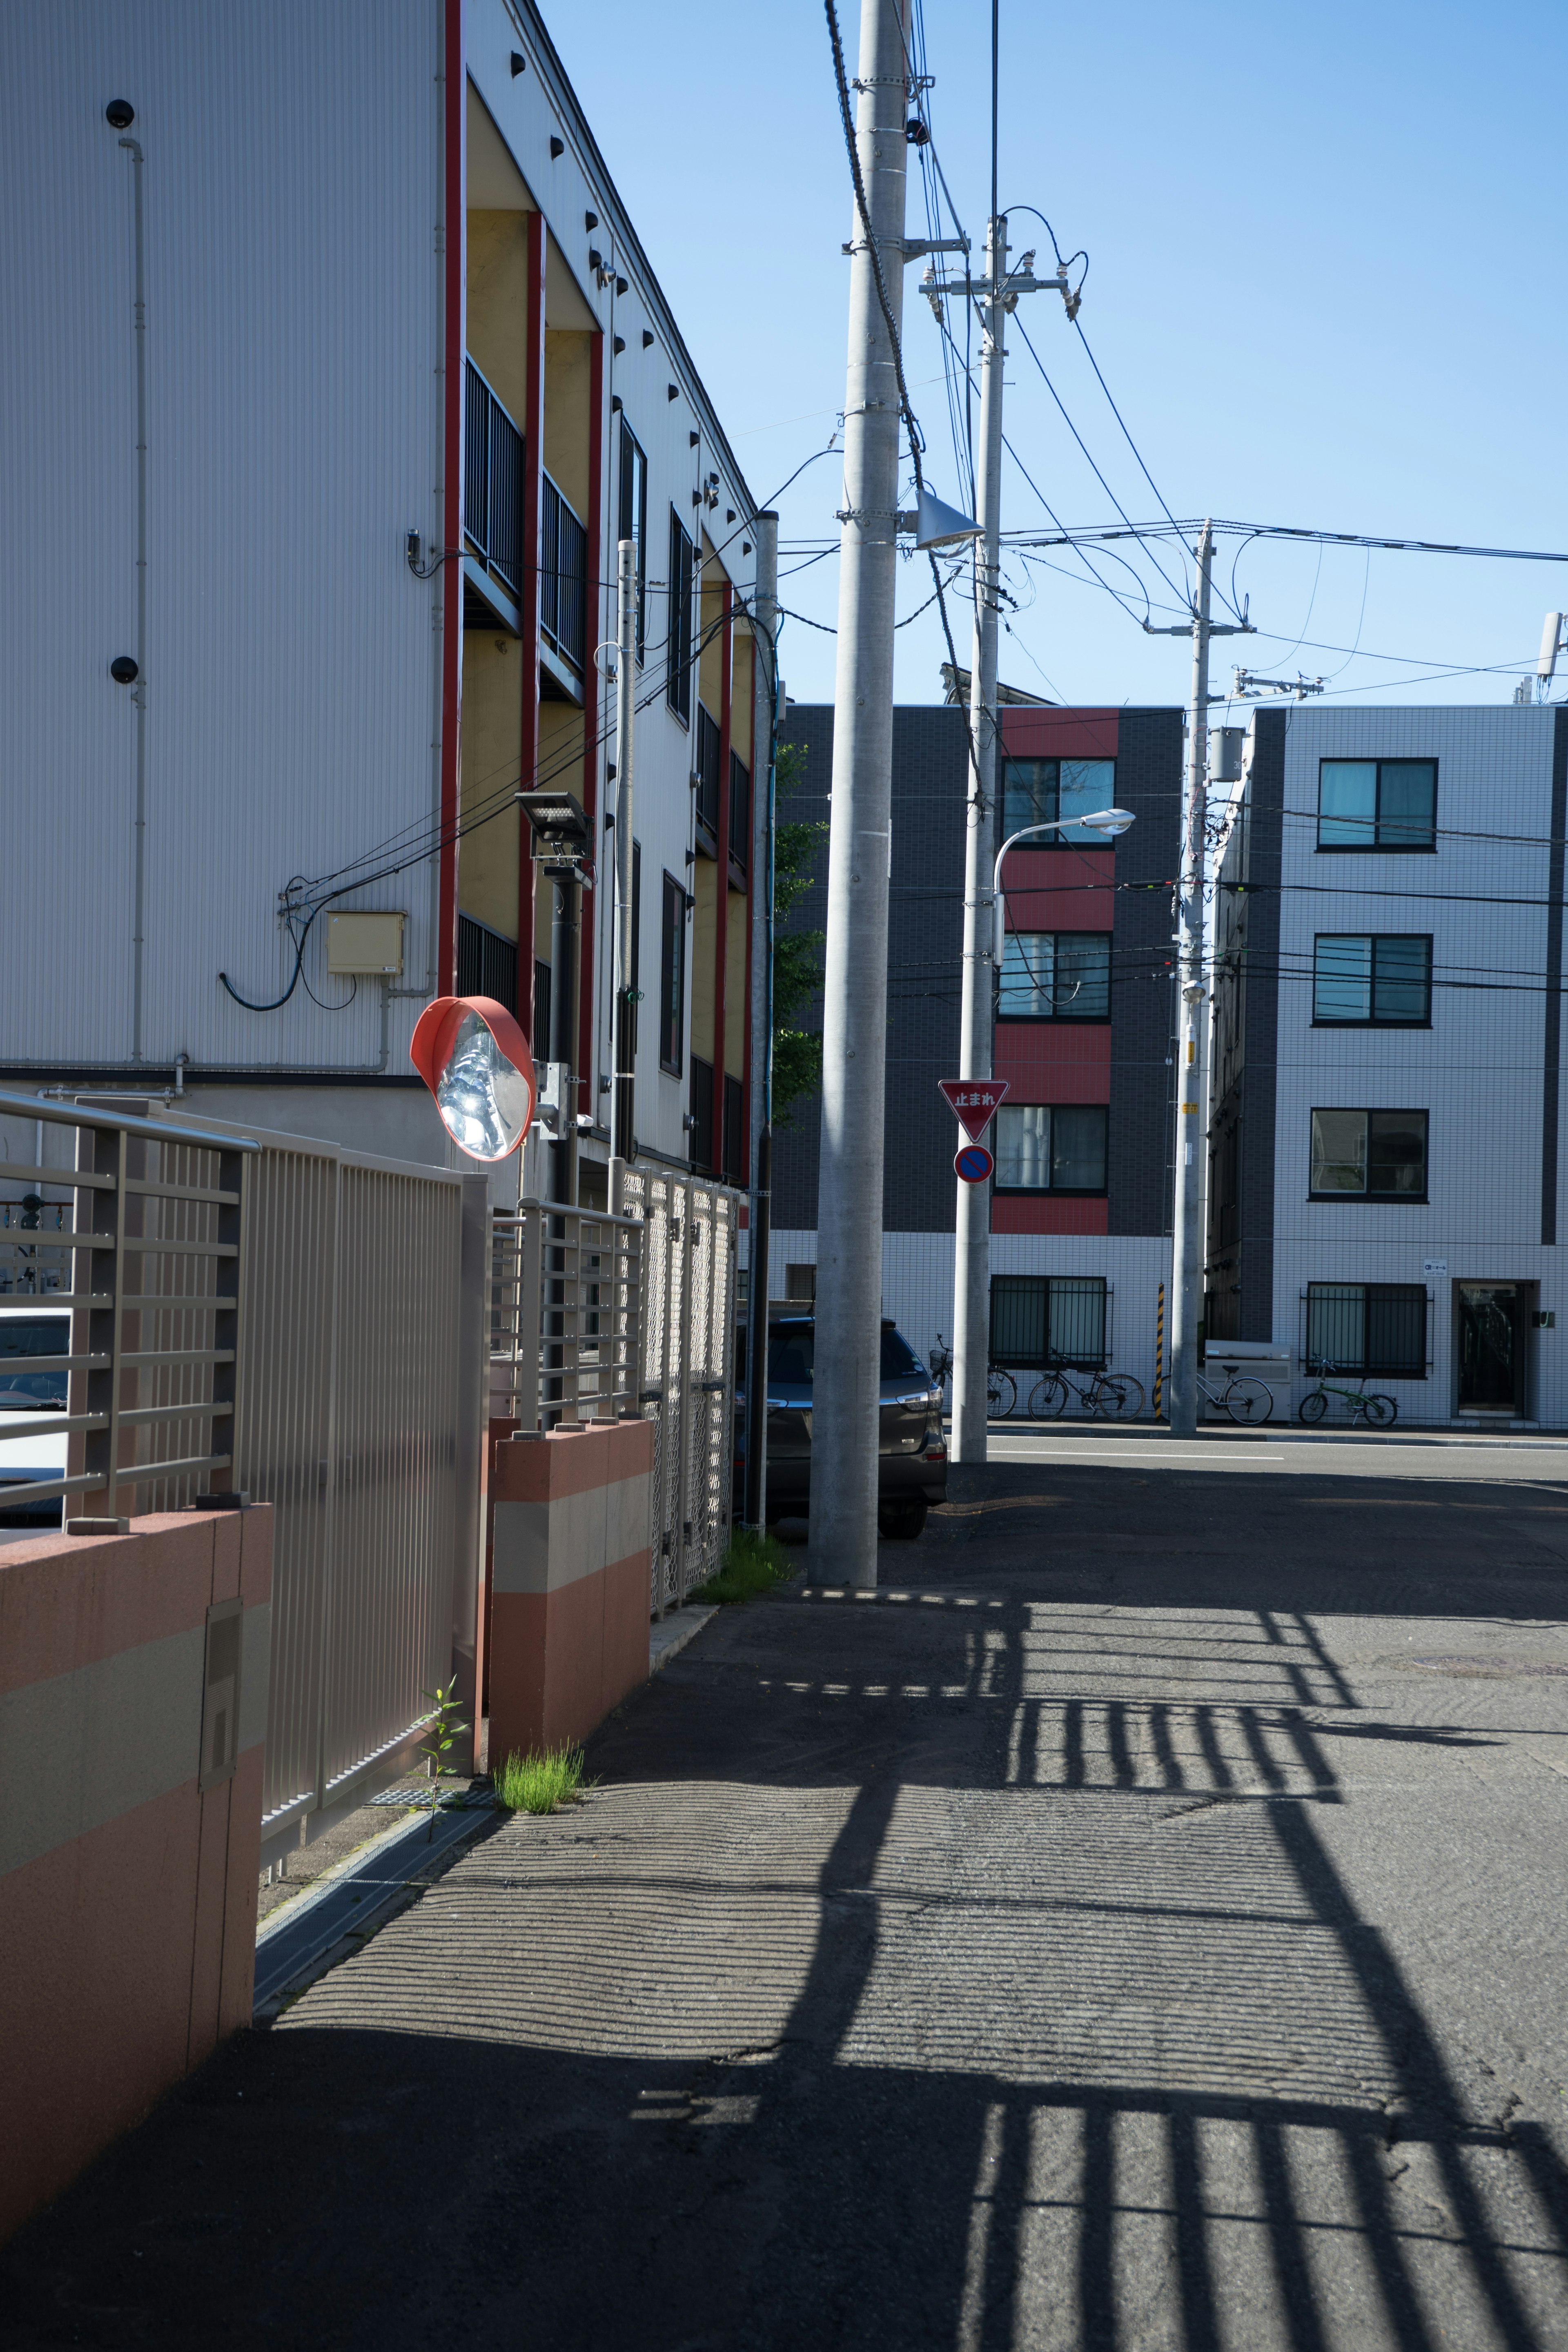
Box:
left=1002, top=847, right=1115, bottom=933
left=994, top=1022, right=1111, bottom=1102
left=1000, top=708, right=1119, bottom=761
left=992, top=1195, right=1109, bottom=1235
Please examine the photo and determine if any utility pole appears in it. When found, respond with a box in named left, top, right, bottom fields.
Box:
left=950, top=214, right=1007, bottom=1466
left=1142, top=524, right=1248, bottom=1433
left=608, top=535, right=637, bottom=1215
left=808, top=0, right=911, bottom=1590
left=744, top=512, right=779, bottom=1530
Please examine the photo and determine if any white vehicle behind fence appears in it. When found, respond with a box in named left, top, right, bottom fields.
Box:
left=0, top=1302, right=69, bottom=1524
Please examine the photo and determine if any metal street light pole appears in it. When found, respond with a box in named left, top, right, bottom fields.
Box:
left=808, top=0, right=911, bottom=1590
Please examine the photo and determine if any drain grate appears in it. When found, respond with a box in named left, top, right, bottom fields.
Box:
left=1408, top=1655, right=1568, bottom=1678
left=368, top=1784, right=495, bottom=1809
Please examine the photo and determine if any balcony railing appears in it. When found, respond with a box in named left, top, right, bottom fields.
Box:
left=541, top=473, right=587, bottom=675
left=464, top=357, right=523, bottom=601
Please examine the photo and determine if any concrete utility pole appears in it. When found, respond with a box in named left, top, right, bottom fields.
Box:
left=808, top=0, right=910, bottom=1590
left=950, top=215, right=1008, bottom=1466
left=1146, top=523, right=1250, bottom=1434
left=1169, top=523, right=1213, bottom=1436
left=608, top=536, right=637, bottom=1214
left=744, top=512, right=779, bottom=1530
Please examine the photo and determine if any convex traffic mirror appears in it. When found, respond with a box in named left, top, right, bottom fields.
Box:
left=409, top=994, right=535, bottom=1161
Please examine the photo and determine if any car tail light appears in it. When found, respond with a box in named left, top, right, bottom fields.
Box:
left=924, top=1446, right=946, bottom=1462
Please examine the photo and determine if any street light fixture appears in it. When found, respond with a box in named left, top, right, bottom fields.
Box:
left=991, top=808, right=1136, bottom=966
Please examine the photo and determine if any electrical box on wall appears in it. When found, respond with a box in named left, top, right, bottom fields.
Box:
left=326, top=911, right=405, bottom=974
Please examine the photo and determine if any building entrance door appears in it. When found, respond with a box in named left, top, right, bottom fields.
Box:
left=1456, top=1284, right=1521, bottom=1413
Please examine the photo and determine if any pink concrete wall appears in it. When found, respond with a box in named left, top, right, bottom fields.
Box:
left=488, top=1420, right=654, bottom=1764
left=0, top=1507, right=272, bottom=2243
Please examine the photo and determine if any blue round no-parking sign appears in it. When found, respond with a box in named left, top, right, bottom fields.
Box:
left=955, top=1142, right=993, bottom=1185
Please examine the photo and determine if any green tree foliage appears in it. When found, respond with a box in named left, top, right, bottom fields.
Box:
left=771, top=742, right=826, bottom=1127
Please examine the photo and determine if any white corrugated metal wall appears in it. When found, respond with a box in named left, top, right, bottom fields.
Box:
left=0, top=2, right=443, bottom=1071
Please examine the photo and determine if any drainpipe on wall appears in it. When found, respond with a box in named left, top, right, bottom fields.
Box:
left=118, top=129, right=149, bottom=1062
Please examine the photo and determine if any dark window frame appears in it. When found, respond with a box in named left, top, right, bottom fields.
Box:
left=989, top=1274, right=1109, bottom=1371
left=1000, top=755, right=1118, bottom=844
left=1308, top=1107, right=1429, bottom=1203
left=1305, top=1282, right=1429, bottom=1379
left=617, top=420, right=648, bottom=664
left=998, top=929, right=1113, bottom=1023
left=659, top=870, right=686, bottom=1076
left=1312, top=933, right=1433, bottom=1027
left=992, top=1101, right=1109, bottom=1196
left=666, top=509, right=694, bottom=725
left=1316, top=757, right=1438, bottom=853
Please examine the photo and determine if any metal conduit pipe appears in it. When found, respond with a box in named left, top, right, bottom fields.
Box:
left=117, top=127, right=149, bottom=1064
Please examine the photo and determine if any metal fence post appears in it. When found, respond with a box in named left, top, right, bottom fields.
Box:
left=451, top=1174, right=489, bottom=1776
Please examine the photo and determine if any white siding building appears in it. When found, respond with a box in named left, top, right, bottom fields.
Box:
left=1, top=0, right=764, bottom=1200
left=1209, top=702, right=1568, bottom=1426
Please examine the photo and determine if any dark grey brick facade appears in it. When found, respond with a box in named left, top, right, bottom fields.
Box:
left=772, top=704, right=1181, bottom=1237
left=1207, top=706, right=1284, bottom=1343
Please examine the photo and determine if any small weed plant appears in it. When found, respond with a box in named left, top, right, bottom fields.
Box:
left=695, top=1526, right=795, bottom=1606
left=494, top=1743, right=590, bottom=1815
left=417, top=1680, right=469, bottom=1840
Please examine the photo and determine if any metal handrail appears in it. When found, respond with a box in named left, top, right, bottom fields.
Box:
left=0, top=1096, right=259, bottom=1525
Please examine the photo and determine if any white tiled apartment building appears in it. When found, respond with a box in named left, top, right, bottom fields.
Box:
left=1209, top=701, right=1568, bottom=1425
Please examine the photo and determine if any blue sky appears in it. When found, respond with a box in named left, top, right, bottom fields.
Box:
left=547, top=0, right=1568, bottom=714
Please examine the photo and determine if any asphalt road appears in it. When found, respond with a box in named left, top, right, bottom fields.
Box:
left=5, top=1453, right=1568, bottom=2350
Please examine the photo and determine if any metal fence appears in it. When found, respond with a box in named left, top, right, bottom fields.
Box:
left=488, top=1200, right=643, bottom=1427
left=486, top=1173, right=742, bottom=1617
left=0, top=1093, right=258, bottom=1523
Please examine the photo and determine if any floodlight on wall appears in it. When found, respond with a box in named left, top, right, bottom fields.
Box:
left=409, top=996, right=535, bottom=1162
left=516, top=788, right=591, bottom=875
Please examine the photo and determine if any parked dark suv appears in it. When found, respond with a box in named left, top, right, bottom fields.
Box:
left=735, top=1312, right=948, bottom=1539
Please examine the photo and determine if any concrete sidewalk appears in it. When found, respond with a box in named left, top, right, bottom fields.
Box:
left=6, top=1453, right=1568, bottom=2349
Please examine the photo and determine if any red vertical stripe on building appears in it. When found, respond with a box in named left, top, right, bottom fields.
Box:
left=578, top=331, right=604, bottom=1131
left=437, top=0, right=466, bottom=996
left=517, top=208, right=547, bottom=1042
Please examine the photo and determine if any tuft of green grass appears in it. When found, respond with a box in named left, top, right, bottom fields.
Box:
left=694, top=1526, right=797, bottom=1606
left=493, top=1743, right=590, bottom=1815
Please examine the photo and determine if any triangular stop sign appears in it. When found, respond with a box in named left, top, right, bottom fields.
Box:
left=938, top=1078, right=1009, bottom=1140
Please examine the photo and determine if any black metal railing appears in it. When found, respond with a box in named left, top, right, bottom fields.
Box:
left=463, top=357, right=524, bottom=601
left=695, top=705, right=722, bottom=837
left=723, top=1074, right=744, bottom=1183
left=541, top=473, right=587, bottom=675
left=689, top=1056, right=715, bottom=1172
left=457, top=912, right=519, bottom=1013
left=728, top=751, right=749, bottom=873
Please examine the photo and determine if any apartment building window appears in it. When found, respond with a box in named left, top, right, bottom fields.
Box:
left=994, top=1103, right=1108, bottom=1192
left=723, top=1072, right=745, bottom=1182
left=689, top=1056, right=714, bottom=1169
left=1318, top=759, right=1436, bottom=850
left=990, top=1275, right=1107, bottom=1370
left=667, top=510, right=694, bottom=723
left=1002, top=757, right=1116, bottom=842
left=1307, top=1283, right=1427, bottom=1378
left=1309, top=1109, right=1428, bottom=1199
left=1313, top=934, right=1432, bottom=1024
left=998, top=931, right=1111, bottom=1019
left=729, top=752, right=750, bottom=874
left=695, top=704, right=722, bottom=836
left=659, top=872, right=686, bottom=1074
left=618, top=421, right=648, bottom=663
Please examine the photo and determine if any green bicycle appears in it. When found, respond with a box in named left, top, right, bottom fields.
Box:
left=1298, top=1359, right=1397, bottom=1428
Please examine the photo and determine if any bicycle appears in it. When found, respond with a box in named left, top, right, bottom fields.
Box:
left=1027, top=1361, right=1146, bottom=1420
left=1297, top=1360, right=1397, bottom=1427
left=928, top=1337, right=1017, bottom=1420
left=1194, top=1366, right=1276, bottom=1425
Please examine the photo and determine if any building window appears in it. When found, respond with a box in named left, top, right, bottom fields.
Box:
left=456, top=912, right=519, bottom=1019
left=695, top=704, right=722, bottom=837
left=1309, top=1109, right=1428, bottom=1199
left=1307, top=1283, right=1427, bottom=1377
left=723, top=1072, right=744, bottom=1182
left=990, top=1275, right=1107, bottom=1370
left=994, top=1103, right=1108, bottom=1192
left=1002, top=757, right=1116, bottom=843
left=999, top=931, right=1111, bottom=1019
left=1318, top=759, right=1436, bottom=851
left=1313, top=935, right=1432, bottom=1025
left=689, top=1055, right=714, bottom=1170
left=729, top=752, right=750, bottom=875
left=659, top=872, right=686, bottom=1074
left=617, top=421, right=648, bottom=663
left=667, top=510, right=694, bottom=724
